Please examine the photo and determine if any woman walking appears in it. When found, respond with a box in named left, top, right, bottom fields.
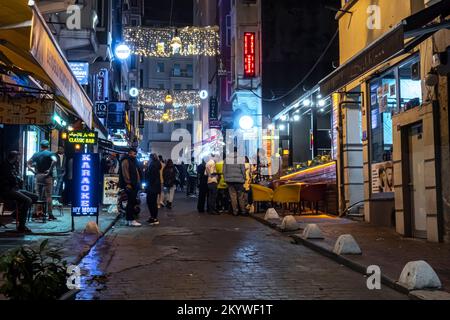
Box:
left=146, top=153, right=161, bottom=225
left=162, top=159, right=178, bottom=209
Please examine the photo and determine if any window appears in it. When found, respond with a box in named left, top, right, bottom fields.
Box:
left=186, top=64, right=193, bottom=77
left=174, top=123, right=181, bottom=130
left=130, top=0, right=138, bottom=7
left=173, top=63, right=181, bottom=76
left=139, top=69, right=144, bottom=88
left=158, top=83, right=165, bottom=89
left=130, top=80, right=136, bottom=88
left=157, top=62, right=165, bottom=73
left=186, top=123, right=193, bottom=135
left=157, top=123, right=164, bottom=133
left=174, top=84, right=182, bottom=90
left=370, top=55, right=422, bottom=164
left=131, top=19, right=137, bottom=26
left=186, top=84, right=193, bottom=90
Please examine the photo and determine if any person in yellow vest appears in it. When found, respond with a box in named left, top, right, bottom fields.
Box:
left=244, top=156, right=253, bottom=212
left=216, top=158, right=229, bottom=213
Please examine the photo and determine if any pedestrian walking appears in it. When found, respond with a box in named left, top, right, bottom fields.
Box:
left=162, top=159, right=178, bottom=209
left=146, top=153, right=161, bottom=225
left=206, top=154, right=219, bottom=215
left=158, top=155, right=165, bottom=208
left=196, top=158, right=208, bottom=213
left=0, top=151, right=38, bottom=233
left=54, top=146, right=66, bottom=203
left=27, top=140, right=58, bottom=221
left=223, top=150, right=247, bottom=216
left=119, top=148, right=142, bottom=227
left=187, top=158, right=197, bottom=197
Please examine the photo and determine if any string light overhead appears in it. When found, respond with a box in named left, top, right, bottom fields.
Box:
left=138, top=89, right=201, bottom=108
left=143, top=107, right=190, bottom=123
left=123, top=26, right=220, bottom=57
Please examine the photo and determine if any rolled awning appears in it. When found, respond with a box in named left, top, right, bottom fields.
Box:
left=0, top=0, right=93, bottom=128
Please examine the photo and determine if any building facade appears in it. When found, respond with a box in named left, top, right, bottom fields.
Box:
left=319, top=0, right=450, bottom=242
left=139, top=55, right=195, bottom=162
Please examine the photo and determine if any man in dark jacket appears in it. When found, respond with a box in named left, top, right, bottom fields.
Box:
left=224, top=150, right=247, bottom=216
left=146, top=153, right=162, bottom=225
left=196, top=159, right=208, bottom=213
left=0, top=151, right=38, bottom=233
left=119, top=148, right=141, bottom=227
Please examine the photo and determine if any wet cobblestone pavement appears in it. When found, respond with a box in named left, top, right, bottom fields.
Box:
left=75, top=194, right=407, bottom=300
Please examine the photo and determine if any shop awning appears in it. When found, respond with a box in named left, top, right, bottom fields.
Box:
left=319, top=0, right=450, bottom=97
left=0, top=0, right=93, bottom=128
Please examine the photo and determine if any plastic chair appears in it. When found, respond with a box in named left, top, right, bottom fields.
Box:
left=250, top=184, right=274, bottom=213
left=273, top=183, right=304, bottom=214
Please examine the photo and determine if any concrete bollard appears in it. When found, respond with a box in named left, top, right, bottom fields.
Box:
left=333, top=234, right=362, bottom=255
left=302, top=224, right=324, bottom=239
left=398, top=260, right=442, bottom=290
left=280, top=215, right=300, bottom=231
left=264, top=208, right=280, bottom=220
left=84, top=221, right=101, bottom=235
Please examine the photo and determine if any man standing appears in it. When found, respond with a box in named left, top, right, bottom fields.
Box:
left=0, top=151, right=38, bottom=233
left=196, top=158, right=208, bottom=213
left=27, top=140, right=58, bottom=221
left=119, top=148, right=141, bottom=227
left=146, top=153, right=161, bottom=225
left=205, top=154, right=218, bottom=215
left=224, top=149, right=247, bottom=216
left=187, top=157, right=197, bottom=197
left=54, top=146, right=66, bottom=204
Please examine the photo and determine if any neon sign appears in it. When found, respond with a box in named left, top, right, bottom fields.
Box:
left=71, top=153, right=99, bottom=218
left=68, top=131, right=98, bottom=145
left=244, top=32, right=256, bottom=78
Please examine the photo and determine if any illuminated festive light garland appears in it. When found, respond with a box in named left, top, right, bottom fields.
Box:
left=123, top=25, right=220, bottom=57
left=143, top=107, right=190, bottom=123
left=138, top=89, right=201, bottom=108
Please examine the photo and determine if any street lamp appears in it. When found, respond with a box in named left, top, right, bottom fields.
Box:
left=239, top=115, right=254, bottom=130
left=115, top=44, right=131, bottom=60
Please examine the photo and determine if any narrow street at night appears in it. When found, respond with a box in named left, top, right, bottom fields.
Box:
left=75, top=194, right=405, bottom=300
left=1, top=0, right=450, bottom=308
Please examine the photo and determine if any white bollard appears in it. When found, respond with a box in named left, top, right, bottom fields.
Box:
left=302, top=224, right=324, bottom=239
left=398, top=260, right=442, bottom=290
left=84, top=221, right=101, bottom=235
left=280, top=215, right=300, bottom=231
left=264, top=208, right=280, bottom=220
left=333, top=234, right=362, bottom=255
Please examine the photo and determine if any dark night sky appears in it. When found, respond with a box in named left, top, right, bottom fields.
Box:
left=262, top=0, right=340, bottom=116
left=143, top=0, right=193, bottom=25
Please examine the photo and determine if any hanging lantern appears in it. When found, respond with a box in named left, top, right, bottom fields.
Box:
left=156, top=42, right=165, bottom=55
left=161, top=112, right=171, bottom=122
left=170, top=36, right=182, bottom=54
left=165, top=93, right=173, bottom=104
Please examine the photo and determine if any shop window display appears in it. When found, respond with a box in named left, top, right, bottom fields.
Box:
left=370, top=55, right=422, bottom=164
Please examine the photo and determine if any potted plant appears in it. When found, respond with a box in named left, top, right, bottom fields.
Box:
left=0, top=239, right=70, bottom=300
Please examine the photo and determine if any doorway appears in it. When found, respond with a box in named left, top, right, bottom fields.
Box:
left=407, top=123, right=426, bottom=239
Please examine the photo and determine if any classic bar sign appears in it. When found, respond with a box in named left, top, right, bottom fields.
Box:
left=71, top=153, right=100, bottom=229
left=68, top=131, right=98, bottom=145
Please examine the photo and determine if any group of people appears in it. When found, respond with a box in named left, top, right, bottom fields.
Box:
left=0, top=140, right=66, bottom=233
left=119, top=148, right=180, bottom=227
left=196, top=149, right=253, bottom=216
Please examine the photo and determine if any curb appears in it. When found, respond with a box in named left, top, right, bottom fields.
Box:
left=59, top=213, right=121, bottom=300
left=250, top=213, right=425, bottom=298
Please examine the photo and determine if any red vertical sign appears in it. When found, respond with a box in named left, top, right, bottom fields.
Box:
left=244, top=32, right=256, bottom=78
